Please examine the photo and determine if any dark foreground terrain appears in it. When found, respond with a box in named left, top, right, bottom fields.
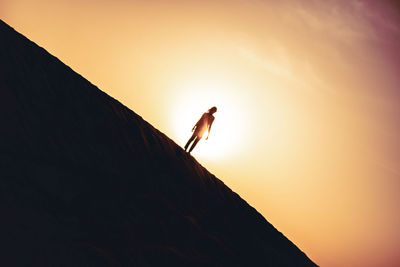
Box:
left=0, top=19, right=315, bottom=266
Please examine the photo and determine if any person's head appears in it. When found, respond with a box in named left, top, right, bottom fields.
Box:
left=208, top=106, right=217, bottom=114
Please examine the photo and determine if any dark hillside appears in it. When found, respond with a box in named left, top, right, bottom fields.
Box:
left=0, top=19, right=315, bottom=266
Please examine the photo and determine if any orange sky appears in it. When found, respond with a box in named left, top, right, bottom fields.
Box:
left=2, top=1, right=400, bottom=266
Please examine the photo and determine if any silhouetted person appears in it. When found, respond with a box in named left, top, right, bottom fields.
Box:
left=185, top=106, right=217, bottom=153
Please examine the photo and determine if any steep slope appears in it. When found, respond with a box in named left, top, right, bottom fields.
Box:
left=0, top=19, right=316, bottom=266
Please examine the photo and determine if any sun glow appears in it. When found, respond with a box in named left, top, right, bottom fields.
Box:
left=171, top=78, right=248, bottom=159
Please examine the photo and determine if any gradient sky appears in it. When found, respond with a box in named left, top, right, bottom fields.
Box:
left=2, top=1, right=400, bottom=266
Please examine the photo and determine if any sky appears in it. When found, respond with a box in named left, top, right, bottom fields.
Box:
left=2, top=0, right=400, bottom=266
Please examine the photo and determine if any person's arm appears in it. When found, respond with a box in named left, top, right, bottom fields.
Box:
left=205, top=116, right=215, bottom=140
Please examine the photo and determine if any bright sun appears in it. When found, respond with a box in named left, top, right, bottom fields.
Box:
left=171, top=79, right=247, bottom=159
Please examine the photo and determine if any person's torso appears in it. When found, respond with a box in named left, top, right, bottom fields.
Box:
left=195, top=113, right=213, bottom=135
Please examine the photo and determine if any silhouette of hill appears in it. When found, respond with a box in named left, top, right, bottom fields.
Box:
left=0, top=19, right=316, bottom=266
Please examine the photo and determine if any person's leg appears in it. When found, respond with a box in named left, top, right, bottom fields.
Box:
left=189, top=136, right=201, bottom=153
left=184, top=134, right=196, bottom=151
